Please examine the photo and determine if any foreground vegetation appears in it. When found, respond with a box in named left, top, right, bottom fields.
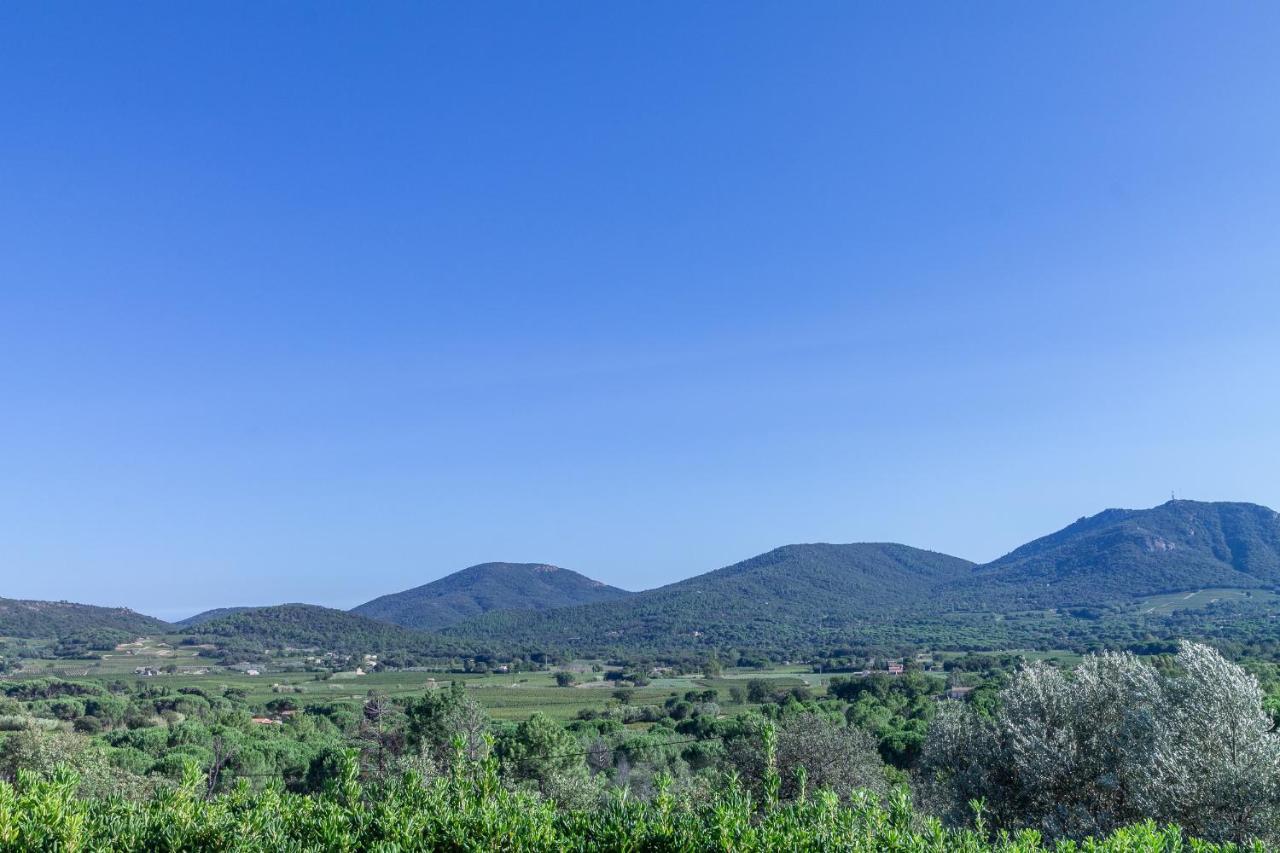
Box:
left=3, top=642, right=1280, bottom=849
left=0, top=747, right=1262, bottom=851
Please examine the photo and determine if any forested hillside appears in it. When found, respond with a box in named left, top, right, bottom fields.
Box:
left=441, top=543, right=975, bottom=654
left=952, top=500, right=1280, bottom=610
left=353, top=562, right=631, bottom=630
left=183, top=604, right=471, bottom=663
left=435, top=503, right=1280, bottom=658
left=0, top=597, right=169, bottom=639
left=173, top=607, right=257, bottom=628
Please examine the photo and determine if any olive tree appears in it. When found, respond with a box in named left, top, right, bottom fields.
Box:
left=726, top=712, right=888, bottom=802
left=0, top=728, right=160, bottom=799
left=921, top=642, right=1280, bottom=846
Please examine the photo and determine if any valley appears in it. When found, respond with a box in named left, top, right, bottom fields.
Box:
left=5, top=500, right=1280, bottom=850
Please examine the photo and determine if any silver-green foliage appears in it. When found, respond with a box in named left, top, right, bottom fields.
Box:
left=726, top=713, right=889, bottom=803
left=922, top=642, right=1280, bottom=845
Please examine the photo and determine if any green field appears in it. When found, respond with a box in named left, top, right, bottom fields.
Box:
left=1139, top=587, right=1279, bottom=615
left=2, top=640, right=817, bottom=721
left=1, top=638, right=1096, bottom=723
left=10, top=637, right=210, bottom=677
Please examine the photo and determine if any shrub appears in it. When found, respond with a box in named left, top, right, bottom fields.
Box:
left=0, top=751, right=1248, bottom=851
left=72, top=716, right=103, bottom=734
left=922, top=642, right=1280, bottom=847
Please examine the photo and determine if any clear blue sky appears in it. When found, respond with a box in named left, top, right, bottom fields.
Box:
left=2, top=4, right=1278, bottom=620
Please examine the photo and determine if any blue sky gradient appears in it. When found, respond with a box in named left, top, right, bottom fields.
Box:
left=2, top=3, right=1279, bottom=619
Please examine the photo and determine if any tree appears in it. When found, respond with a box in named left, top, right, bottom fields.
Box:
left=497, top=712, right=584, bottom=793
left=834, top=672, right=942, bottom=768
left=921, top=642, right=1280, bottom=846
left=725, top=712, right=887, bottom=803
left=0, top=728, right=156, bottom=799
left=404, top=681, right=489, bottom=764
left=204, top=736, right=237, bottom=799
left=357, top=691, right=401, bottom=777
left=554, top=671, right=576, bottom=688
left=1145, top=641, right=1280, bottom=844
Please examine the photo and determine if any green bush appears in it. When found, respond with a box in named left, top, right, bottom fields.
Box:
left=0, top=752, right=1258, bottom=852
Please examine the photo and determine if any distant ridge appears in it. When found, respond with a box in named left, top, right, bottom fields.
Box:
left=439, top=543, right=975, bottom=651
left=951, top=500, right=1280, bottom=609
left=438, top=501, right=1280, bottom=654
left=17, top=500, right=1280, bottom=658
left=352, top=562, right=632, bottom=631
left=0, top=597, right=170, bottom=639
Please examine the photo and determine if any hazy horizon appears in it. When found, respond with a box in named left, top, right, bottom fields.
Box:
left=3, top=3, right=1279, bottom=617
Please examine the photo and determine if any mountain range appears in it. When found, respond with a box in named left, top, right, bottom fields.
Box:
left=4, top=500, right=1279, bottom=655
left=430, top=501, right=1280, bottom=653
left=438, top=543, right=975, bottom=652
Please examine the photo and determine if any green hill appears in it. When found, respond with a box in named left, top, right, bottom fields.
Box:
left=186, top=604, right=464, bottom=660
left=439, top=503, right=1280, bottom=656
left=352, top=562, right=631, bottom=630
left=952, top=500, right=1280, bottom=610
left=0, top=597, right=169, bottom=639
left=441, top=543, right=974, bottom=654
left=173, top=606, right=258, bottom=628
